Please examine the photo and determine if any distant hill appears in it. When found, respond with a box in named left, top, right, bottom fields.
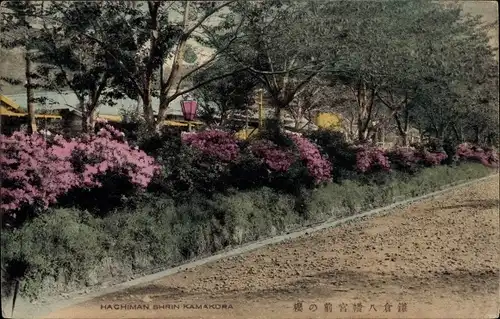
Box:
left=1, top=1, right=498, bottom=95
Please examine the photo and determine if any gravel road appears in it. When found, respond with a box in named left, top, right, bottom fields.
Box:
left=43, top=177, right=500, bottom=319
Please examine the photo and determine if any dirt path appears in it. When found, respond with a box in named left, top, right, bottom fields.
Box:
left=44, top=178, right=500, bottom=319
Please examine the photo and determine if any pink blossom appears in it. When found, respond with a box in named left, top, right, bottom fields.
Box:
left=249, top=139, right=296, bottom=172
left=456, top=143, right=499, bottom=167
left=0, top=126, right=160, bottom=213
left=286, top=133, right=332, bottom=184
left=355, top=145, right=391, bottom=173
left=181, top=129, right=240, bottom=162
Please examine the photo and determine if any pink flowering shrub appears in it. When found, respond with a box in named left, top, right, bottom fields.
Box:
left=0, top=125, right=159, bottom=214
left=484, top=149, right=499, bottom=167
left=0, top=132, right=78, bottom=212
left=248, top=139, right=297, bottom=172
left=387, top=147, right=418, bottom=169
left=286, top=132, right=332, bottom=184
left=355, top=145, right=391, bottom=173
left=386, top=146, right=448, bottom=173
left=456, top=143, right=499, bottom=167
left=181, top=130, right=240, bottom=162
left=247, top=133, right=331, bottom=184
left=418, top=150, right=448, bottom=166
left=70, top=125, right=159, bottom=189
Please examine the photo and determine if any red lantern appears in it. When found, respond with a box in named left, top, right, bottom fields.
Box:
left=181, top=100, right=198, bottom=121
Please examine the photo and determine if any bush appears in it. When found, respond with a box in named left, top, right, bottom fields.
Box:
left=355, top=145, right=391, bottom=173
left=386, top=146, right=448, bottom=175
left=423, top=138, right=445, bottom=153
left=456, top=142, right=499, bottom=168
left=248, top=139, right=297, bottom=172
left=386, top=147, right=422, bottom=173
left=1, top=126, right=159, bottom=222
left=306, top=130, right=358, bottom=182
left=419, top=150, right=448, bottom=166
left=306, top=129, right=347, bottom=150
left=286, top=132, right=332, bottom=184
left=0, top=132, right=78, bottom=218
left=56, top=125, right=159, bottom=214
left=181, top=129, right=241, bottom=162
left=170, top=129, right=330, bottom=194
left=443, top=138, right=461, bottom=165
left=1, top=208, right=106, bottom=300
left=306, top=162, right=493, bottom=223
left=103, top=196, right=181, bottom=271
left=148, top=129, right=242, bottom=198
left=150, top=145, right=232, bottom=199
left=2, top=162, right=494, bottom=301
left=228, top=151, right=270, bottom=190
left=70, top=125, right=159, bottom=189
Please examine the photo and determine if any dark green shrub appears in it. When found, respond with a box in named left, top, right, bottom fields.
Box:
left=208, top=188, right=299, bottom=245
left=442, top=138, right=460, bottom=165
left=149, top=139, right=233, bottom=200
left=1, top=208, right=106, bottom=300
left=422, top=138, right=445, bottom=153
left=305, top=129, right=358, bottom=182
left=103, top=196, right=181, bottom=271
left=228, top=152, right=269, bottom=190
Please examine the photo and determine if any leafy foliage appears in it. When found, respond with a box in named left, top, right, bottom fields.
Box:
left=2, top=162, right=493, bottom=301
left=192, top=57, right=258, bottom=126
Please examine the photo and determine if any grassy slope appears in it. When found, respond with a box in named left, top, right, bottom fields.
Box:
left=0, top=1, right=498, bottom=95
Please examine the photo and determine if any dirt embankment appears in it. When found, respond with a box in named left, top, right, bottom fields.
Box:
left=42, top=177, right=500, bottom=319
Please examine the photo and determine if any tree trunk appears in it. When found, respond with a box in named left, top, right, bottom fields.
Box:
left=81, top=103, right=96, bottom=133
left=436, top=123, right=448, bottom=140
left=294, top=118, right=301, bottom=130
left=24, top=51, right=37, bottom=134
left=274, top=106, right=282, bottom=132
left=157, top=1, right=190, bottom=128
left=135, top=99, right=141, bottom=114
left=356, top=82, right=374, bottom=143
left=474, top=127, right=480, bottom=144
left=219, top=104, right=228, bottom=127
left=401, top=132, right=408, bottom=146
left=293, top=104, right=302, bottom=130
left=394, top=109, right=409, bottom=146
left=141, top=91, right=155, bottom=130
left=450, top=124, right=462, bottom=143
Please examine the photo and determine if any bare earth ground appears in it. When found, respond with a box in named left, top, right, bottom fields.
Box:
left=44, top=178, right=500, bottom=319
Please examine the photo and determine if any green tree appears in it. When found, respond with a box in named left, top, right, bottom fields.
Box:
left=33, top=1, right=125, bottom=132
left=220, top=0, right=348, bottom=131
left=62, top=1, right=243, bottom=131
left=192, top=57, right=258, bottom=127
left=0, top=0, right=44, bottom=133
left=407, top=6, right=498, bottom=144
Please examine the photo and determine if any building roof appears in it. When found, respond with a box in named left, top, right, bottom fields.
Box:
left=0, top=94, right=62, bottom=119
left=3, top=91, right=196, bottom=117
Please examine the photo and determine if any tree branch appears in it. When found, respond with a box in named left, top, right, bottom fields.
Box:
left=183, top=0, right=237, bottom=40
left=166, top=66, right=250, bottom=103
left=63, top=4, right=145, bottom=98
left=174, top=16, right=245, bottom=93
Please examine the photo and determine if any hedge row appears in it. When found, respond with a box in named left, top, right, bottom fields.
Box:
left=1, top=126, right=498, bottom=301
left=2, top=127, right=498, bottom=220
